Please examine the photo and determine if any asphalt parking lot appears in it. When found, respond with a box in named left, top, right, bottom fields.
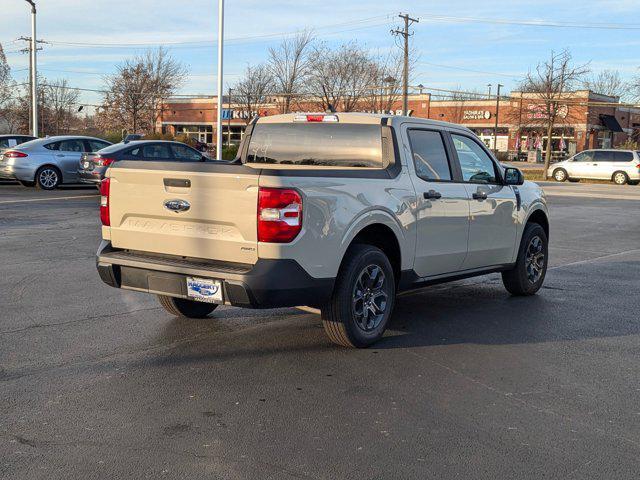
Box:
left=1, top=181, right=640, bottom=479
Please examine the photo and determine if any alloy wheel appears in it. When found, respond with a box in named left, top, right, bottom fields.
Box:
left=554, top=170, right=566, bottom=182
left=39, top=168, right=59, bottom=189
left=352, top=264, right=388, bottom=332
left=614, top=173, right=627, bottom=185
left=525, top=236, right=545, bottom=284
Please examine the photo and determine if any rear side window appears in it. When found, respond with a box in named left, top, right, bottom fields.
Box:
left=87, top=140, right=111, bottom=152
left=593, top=151, right=613, bottom=162
left=614, top=151, right=634, bottom=162
left=247, top=123, right=383, bottom=168
left=59, top=140, right=85, bottom=152
left=44, top=142, right=61, bottom=151
left=407, top=130, right=451, bottom=181
left=141, top=144, right=171, bottom=160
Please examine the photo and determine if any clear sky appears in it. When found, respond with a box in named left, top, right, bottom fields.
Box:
left=2, top=0, right=639, bottom=107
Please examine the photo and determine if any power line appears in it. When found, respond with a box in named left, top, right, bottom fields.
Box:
left=38, top=14, right=395, bottom=50
left=416, top=61, right=523, bottom=80
left=417, top=13, right=640, bottom=30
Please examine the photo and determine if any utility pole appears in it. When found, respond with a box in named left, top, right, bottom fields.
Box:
left=18, top=36, right=43, bottom=136
left=392, top=13, right=419, bottom=116
left=227, top=87, right=233, bottom=148
left=23, top=1, right=38, bottom=137
left=493, top=83, right=503, bottom=153
left=216, top=0, right=224, bottom=160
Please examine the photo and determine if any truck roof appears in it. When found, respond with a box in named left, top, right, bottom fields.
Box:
left=257, top=112, right=474, bottom=133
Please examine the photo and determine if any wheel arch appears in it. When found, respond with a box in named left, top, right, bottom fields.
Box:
left=339, top=218, right=404, bottom=287
left=35, top=163, right=64, bottom=183
left=525, top=208, right=549, bottom=239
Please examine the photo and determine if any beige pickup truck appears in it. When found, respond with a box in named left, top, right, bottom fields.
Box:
left=97, top=113, right=549, bottom=347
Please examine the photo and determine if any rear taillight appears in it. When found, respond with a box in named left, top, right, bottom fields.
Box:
left=95, top=156, right=115, bottom=167
left=4, top=151, right=27, bottom=158
left=257, top=187, right=302, bottom=243
left=293, top=114, right=339, bottom=123
left=100, top=178, right=110, bottom=226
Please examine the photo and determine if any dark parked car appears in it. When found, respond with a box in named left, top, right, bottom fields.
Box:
left=78, top=141, right=209, bottom=185
left=0, top=134, right=37, bottom=152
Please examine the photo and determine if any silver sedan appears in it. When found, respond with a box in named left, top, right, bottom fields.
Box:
left=0, top=136, right=111, bottom=189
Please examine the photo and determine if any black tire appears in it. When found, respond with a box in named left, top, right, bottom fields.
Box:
left=157, top=295, right=218, bottom=319
left=502, top=223, right=548, bottom=296
left=18, top=180, right=35, bottom=187
left=629, top=180, right=639, bottom=186
left=612, top=171, right=629, bottom=185
left=321, top=244, right=395, bottom=348
left=568, top=178, right=580, bottom=183
left=35, top=166, right=61, bottom=190
left=552, top=168, right=567, bottom=182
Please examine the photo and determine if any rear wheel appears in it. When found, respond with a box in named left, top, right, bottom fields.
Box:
left=157, top=295, right=218, bottom=319
left=36, top=166, right=61, bottom=190
left=612, top=171, right=629, bottom=185
left=552, top=168, right=567, bottom=182
left=502, top=223, right=548, bottom=296
left=322, top=244, right=395, bottom=348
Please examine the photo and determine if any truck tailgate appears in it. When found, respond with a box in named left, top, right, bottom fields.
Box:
left=107, top=162, right=259, bottom=265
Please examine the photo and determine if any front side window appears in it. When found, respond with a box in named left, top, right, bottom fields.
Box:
left=574, top=151, right=595, bottom=162
left=408, top=130, right=451, bottom=181
left=141, top=144, right=171, bottom=160
left=451, top=134, right=498, bottom=184
left=247, top=123, right=383, bottom=168
left=171, top=144, right=203, bottom=162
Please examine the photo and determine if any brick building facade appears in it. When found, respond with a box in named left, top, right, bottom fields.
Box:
left=158, top=90, right=640, bottom=159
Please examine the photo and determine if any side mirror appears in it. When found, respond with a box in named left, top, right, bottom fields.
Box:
left=504, top=167, right=524, bottom=186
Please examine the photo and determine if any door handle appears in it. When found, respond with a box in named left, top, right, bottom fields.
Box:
left=423, top=190, right=442, bottom=200
left=472, top=192, right=488, bottom=200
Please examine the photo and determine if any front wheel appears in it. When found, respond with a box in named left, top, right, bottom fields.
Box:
left=157, top=295, right=218, bottom=318
left=322, top=245, right=395, bottom=348
left=502, top=223, right=548, bottom=296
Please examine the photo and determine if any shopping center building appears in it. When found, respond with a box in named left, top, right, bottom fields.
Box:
left=157, top=90, right=640, bottom=160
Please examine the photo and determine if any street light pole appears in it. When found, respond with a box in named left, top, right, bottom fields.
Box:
left=227, top=87, right=233, bottom=148
left=25, top=0, right=38, bottom=137
left=493, top=83, right=503, bottom=153
left=216, top=0, right=224, bottom=160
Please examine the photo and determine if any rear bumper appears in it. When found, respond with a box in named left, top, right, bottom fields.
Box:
left=78, top=168, right=105, bottom=184
left=96, top=241, right=334, bottom=309
left=0, top=164, right=35, bottom=181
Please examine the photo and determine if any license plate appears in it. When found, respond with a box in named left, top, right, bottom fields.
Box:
left=83, top=161, right=90, bottom=169
left=186, top=277, right=223, bottom=303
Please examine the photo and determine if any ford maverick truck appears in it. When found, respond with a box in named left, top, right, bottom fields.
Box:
left=96, top=113, right=549, bottom=348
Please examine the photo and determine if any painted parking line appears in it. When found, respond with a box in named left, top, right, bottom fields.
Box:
left=0, top=194, right=98, bottom=205
left=543, top=191, right=640, bottom=201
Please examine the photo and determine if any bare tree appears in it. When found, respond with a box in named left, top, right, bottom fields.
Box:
left=268, top=31, right=314, bottom=113
left=144, top=47, right=187, bottom=132
left=100, top=48, right=186, bottom=134
left=307, top=42, right=378, bottom=112
left=44, top=79, right=80, bottom=134
left=232, top=63, right=274, bottom=122
left=520, top=50, right=589, bottom=170
left=0, top=43, right=19, bottom=133
left=362, top=51, right=403, bottom=114
left=582, top=69, right=627, bottom=100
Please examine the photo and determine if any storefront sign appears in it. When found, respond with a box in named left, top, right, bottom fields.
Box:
left=463, top=110, right=491, bottom=120
left=527, top=104, right=568, bottom=120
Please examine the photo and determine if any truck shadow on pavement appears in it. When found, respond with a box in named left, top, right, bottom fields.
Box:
left=146, top=259, right=639, bottom=366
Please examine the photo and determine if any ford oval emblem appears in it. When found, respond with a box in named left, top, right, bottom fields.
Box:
left=164, top=199, right=191, bottom=213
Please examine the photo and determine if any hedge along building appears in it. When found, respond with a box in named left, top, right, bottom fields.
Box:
left=157, top=90, right=639, bottom=158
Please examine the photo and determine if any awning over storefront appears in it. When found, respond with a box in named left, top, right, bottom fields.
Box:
left=600, top=114, right=623, bottom=132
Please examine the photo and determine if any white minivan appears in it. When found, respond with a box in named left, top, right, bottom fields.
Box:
left=549, top=149, right=640, bottom=185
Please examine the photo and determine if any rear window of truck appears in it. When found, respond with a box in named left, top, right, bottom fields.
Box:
left=246, top=123, right=383, bottom=168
